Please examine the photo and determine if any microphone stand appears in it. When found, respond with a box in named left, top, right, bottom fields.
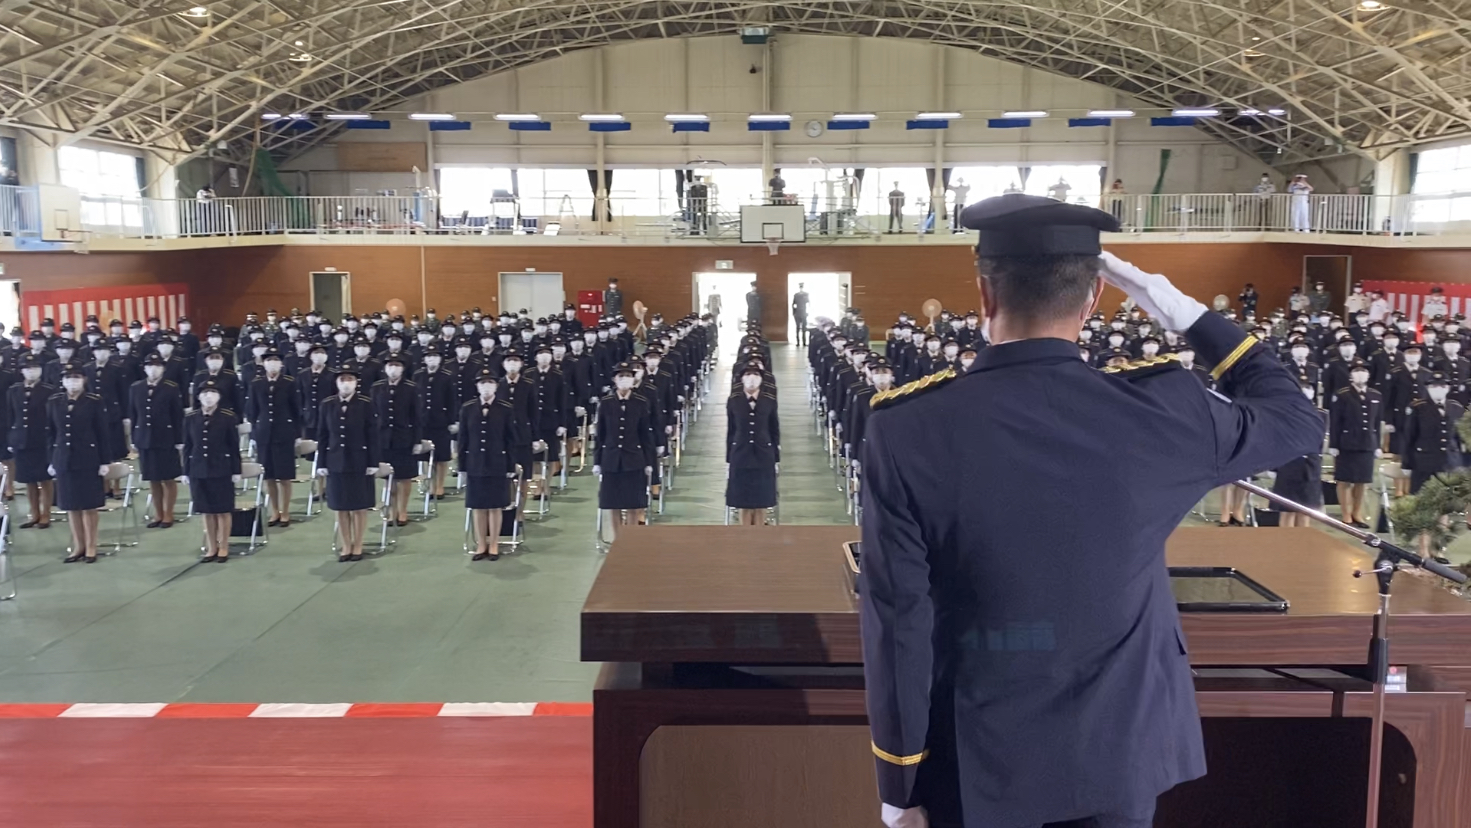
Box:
left=1231, top=479, right=1467, bottom=828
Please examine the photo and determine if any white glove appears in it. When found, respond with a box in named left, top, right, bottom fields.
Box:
left=231, top=474, right=241, bottom=484
left=1098, top=252, right=1207, bottom=333
left=555, top=427, right=566, bottom=437
left=533, top=440, right=547, bottom=453
left=844, top=443, right=852, bottom=453
left=881, top=804, right=929, bottom=828
left=448, top=423, right=459, bottom=435
left=174, top=444, right=184, bottom=450
left=1385, top=425, right=1396, bottom=433
left=592, top=465, right=601, bottom=476
left=1329, top=448, right=1340, bottom=456
left=574, top=406, right=586, bottom=417
left=644, top=466, right=653, bottom=475
left=665, top=425, right=673, bottom=435
left=315, top=468, right=329, bottom=477
left=506, top=471, right=516, bottom=478
left=829, top=411, right=838, bottom=422
left=774, top=463, right=780, bottom=474
left=47, top=465, right=55, bottom=476
left=657, top=446, right=665, bottom=457
left=677, top=395, right=685, bottom=403
left=367, top=467, right=378, bottom=475
left=98, top=464, right=110, bottom=477
left=852, top=460, right=861, bottom=473
left=122, top=418, right=130, bottom=428
left=836, top=424, right=844, bottom=434
left=1375, top=448, right=1384, bottom=457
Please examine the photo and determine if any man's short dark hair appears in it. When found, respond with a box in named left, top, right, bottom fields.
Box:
left=978, top=255, right=1100, bottom=323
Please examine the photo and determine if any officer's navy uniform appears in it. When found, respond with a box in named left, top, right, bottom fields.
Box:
left=84, top=357, right=129, bottom=461
left=1401, top=396, right=1465, bottom=493
left=457, top=393, right=521, bottom=510
left=595, top=390, right=655, bottom=510
left=128, top=377, right=184, bottom=481
left=182, top=404, right=242, bottom=514
left=497, top=373, right=538, bottom=479
left=725, top=388, right=779, bottom=509
left=7, top=378, right=53, bottom=483
left=1329, top=383, right=1384, bottom=483
left=247, top=371, right=302, bottom=480
left=192, top=367, right=245, bottom=419
left=413, top=363, right=456, bottom=464
left=295, top=363, right=336, bottom=438
left=317, top=390, right=379, bottom=511
left=47, top=389, right=109, bottom=511
left=371, top=376, right=420, bottom=480
left=859, top=195, right=1324, bottom=828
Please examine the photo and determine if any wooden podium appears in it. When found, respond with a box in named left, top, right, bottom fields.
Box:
left=582, top=526, right=1471, bottom=828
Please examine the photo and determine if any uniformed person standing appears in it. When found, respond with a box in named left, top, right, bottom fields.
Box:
left=315, top=366, right=379, bottom=562
left=529, top=343, right=569, bottom=483
left=183, top=379, right=243, bottom=562
left=1328, top=359, right=1384, bottom=529
left=372, top=354, right=419, bottom=526
left=48, top=365, right=110, bottom=563
left=8, top=354, right=53, bottom=529
left=247, top=350, right=302, bottom=528
left=859, top=194, right=1322, bottom=828
left=1400, top=372, right=1465, bottom=496
left=129, top=354, right=184, bottom=528
left=85, top=339, right=129, bottom=498
left=594, top=363, right=656, bottom=535
left=792, top=284, right=810, bottom=346
left=745, top=281, right=762, bottom=327
left=414, top=345, right=456, bottom=500
left=603, top=278, right=624, bottom=318
left=725, top=363, right=780, bottom=525
left=1272, top=381, right=1326, bottom=528
left=459, top=369, right=521, bottom=561
left=498, top=351, right=539, bottom=517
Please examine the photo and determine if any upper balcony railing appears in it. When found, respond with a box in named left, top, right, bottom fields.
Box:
left=6, top=188, right=1467, bottom=243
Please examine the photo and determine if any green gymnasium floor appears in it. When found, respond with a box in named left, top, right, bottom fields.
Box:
left=0, top=343, right=1457, bottom=704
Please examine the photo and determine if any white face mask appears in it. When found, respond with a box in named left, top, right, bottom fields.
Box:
left=1405, top=353, right=1421, bottom=366
left=144, top=365, right=164, bottom=381
left=535, top=353, right=552, bottom=367
left=1351, top=371, right=1370, bottom=385
left=740, top=375, right=761, bottom=391
left=337, top=380, right=357, bottom=395
left=354, top=346, right=370, bottom=358
left=1339, top=346, right=1355, bottom=358
left=502, top=360, right=521, bottom=374
left=1178, top=351, right=1195, bottom=366
left=943, top=346, right=959, bottom=358
left=960, top=357, right=976, bottom=370
left=1447, top=343, right=1462, bottom=356
left=477, top=382, right=497, bottom=398
left=584, top=335, right=597, bottom=345
left=62, top=377, right=83, bottom=392
left=424, top=356, right=442, bottom=371
left=56, top=348, right=75, bottom=361
left=346, top=321, right=359, bottom=331
left=253, top=347, right=268, bottom=358
left=94, top=350, right=109, bottom=364
left=1384, top=338, right=1399, bottom=350
left=21, top=367, right=40, bottom=382
left=498, top=334, right=512, bottom=347
left=199, top=390, right=220, bottom=407
left=455, top=347, right=471, bottom=359
left=615, top=376, right=635, bottom=390
left=926, top=342, right=940, bottom=353
left=364, top=329, right=377, bottom=340
left=565, top=310, right=575, bottom=320
left=310, top=353, right=328, bottom=365
left=479, top=340, right=495, bottom=352
left=387, top=340, right=401, bottom=351
left=393, top=322, right=405, bottom=331
left=1108, top=335, right=1125, bottom=347
left=417, top=333, right=433, bottom=345
left=1290, top=346, right=1309, bottom=359
left=521, top=331, right=534, bottom=342
left=1142, top=344, right=1159, bottom=356
left=334, top=334, right=348, bottom=344
left=462, top=323, right=475, bottom=334
left=598, top=331, right=609, bottom=341
left=264, top=359, right=283, bottom=374
left=644, top=358, right=660, bottom=371
left=553, top=346, right=566, bottom=358
left=384, top=365, right=403, bottom=380
left=1429, top=387, right=1450, bottom=404
left=571, top=340, right=584, bottom=352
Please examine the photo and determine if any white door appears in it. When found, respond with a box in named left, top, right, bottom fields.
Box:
left=499, top=272, right=565, bottom=319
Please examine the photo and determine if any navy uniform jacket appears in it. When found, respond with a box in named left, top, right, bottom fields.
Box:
left=316, top=393, right=380, bottom=472
left=1329, top=385, right=1385, bottom=452
left=497, top=374, right=538, bottom=447
left=84, top=361, right=128, bottom=424
left=594, top=392, right=656, bottom=473
left=247, top=374, right=302, bottom=446
left=528, top=367, right=568, bottom=443
left=295, top=366, right=336, bottom=432
left=456, top=397, right=521, bottom=477
left=725, top=392, right=779, bottom=467
left=7, top=381, right=54, bottom=450
left=562, top=353, right=600, bottom=409
left=1401, top=398, right=1465, bottom=475
left=47, top=391, right=110, bottom=471
left=858, top=312, right=1321, bottom=827
left=371, top=379, right=421, bottom=449
left=192, top=369, right=244, bottom=415
left=182, top=407, right=242, bottom=478
left=413, top=368, right=457, bottom=434
left=127, top=380, right=184, bottom=449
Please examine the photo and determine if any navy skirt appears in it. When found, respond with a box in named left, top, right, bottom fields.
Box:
left=139, top=447, right=183, bottom=482
left=1334, top=450, right=1375, bottom=484
left=466, top=475, right=512, bottom=510
left=599, top=469, right=647, bottom=510
left=327, top=472, right=375, bottom=511
left=726, top=466, right=777, bottom=509
left=258, top=441, right=298, bottom=480
left=384, top=447, right=417, bottom=481
left=417, top=428, right=451, bottom=464
left=190, top=476, right=235, bottom=514
left=1272, top=455, right=1323, bottom=508
left=512, top=444, right=534, bottom=479
left=13, top=447, right=50, bottom=483
left=106, top=419, right=128, bottom=462
left=56, top=469, right=105, bottom=511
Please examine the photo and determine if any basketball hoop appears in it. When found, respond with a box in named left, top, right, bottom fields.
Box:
left=765, top=235, right=782, bottom=256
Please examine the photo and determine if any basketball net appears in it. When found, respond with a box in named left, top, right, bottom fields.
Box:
left=765, top=236, right=781, bottom=256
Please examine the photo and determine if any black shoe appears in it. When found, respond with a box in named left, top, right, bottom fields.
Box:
left=349, top=553, right=363, bottom=562
left=1351, top=520, right=1371, bottom=529
left=36, top=522, right=49, bottom=529
left=487, top=552, right=500, bottom=561
left=199, top=554, right=215, bottom=562
left=1433, top=554, right=1452, bottom=565
left=267, top=519, right=280, bottom=527
left=84, top=556, right=97, bottom=564
left=1227, top=517, right=1243, bottom=527
left=63, top=552, right=83, bottom=563
left=20, top=520, right=36, bottom=529
left=215, top=555, right=228, bottom=563
left=159, top=522, right=173, bottom=529
left=471, top=552, right=489, bottom=561
left=146, top=520, right=162, bottom=529
left=338, top=554, right=351, bottom=563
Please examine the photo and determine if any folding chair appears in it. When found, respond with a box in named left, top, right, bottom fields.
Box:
left=141, top=448, right=191, bottom=525
left=330, top=465, right=396, bottom=557
left=594, top=468, right=651, bottom=552
left=1376, top=461, right=1407, bottom=541
left=526, top=444, right=552, bottom=521
left=0, top=493, right=14, bottom=601
left=573, top=412, right=590, bottom=474
left=300, top=443, right=323, bottom=517
left=462, top=469, right=524, bottom=555
left=416, top=441, right=438, bottom=519
left=100, top=462, right=141, bottom=556
left=557, top=436, right=569, bottom=491
left=226, top=460, right=269, bottom=554
left=238, top=421, right=254, bottom=460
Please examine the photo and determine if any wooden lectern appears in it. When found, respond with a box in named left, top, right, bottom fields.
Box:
left=582, top=526, right=1471, bottom=828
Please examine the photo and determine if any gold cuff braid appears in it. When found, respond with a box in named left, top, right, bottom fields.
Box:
left=872, top=742, right=928, bottom=766
left=1209, top=337, right=1255, bottom=382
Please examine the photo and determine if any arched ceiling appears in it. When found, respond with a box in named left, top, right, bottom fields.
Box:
left=0, top=0, right=1467, bottom=164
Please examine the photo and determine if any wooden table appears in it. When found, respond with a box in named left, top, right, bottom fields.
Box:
left=583, top=526, right=1471, bottom=828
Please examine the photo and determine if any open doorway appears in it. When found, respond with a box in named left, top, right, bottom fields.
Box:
left=1303, top=255, right=1351, bottom=313
left=310, top=271, right=351, bottom=320
left=0, top=280, right=20, bottom=333
left=787, top=273, right=850, bottom=343
left=694, top=271, right=755, bottom=355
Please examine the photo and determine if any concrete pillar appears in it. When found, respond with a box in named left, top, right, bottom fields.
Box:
left=930, top=48, right=947, bottom=233
left=1371, top=149, right=1411, bottom=232
left=760, top=39, right=774, bottom=200
left=17, top=132, right=59, bottom=185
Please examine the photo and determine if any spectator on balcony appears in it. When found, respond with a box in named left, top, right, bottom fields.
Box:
left=1251, top=173, right=1277, bottom=229
left=1046, top=177, right=1071, bottom=203
left=768, top=171, right=786, bottom=204
left=1105, top=179, right=1126, bottom=224
left=196, top=186, right=215, bottom=202
left=1288, top=174, right=1313, bottom=232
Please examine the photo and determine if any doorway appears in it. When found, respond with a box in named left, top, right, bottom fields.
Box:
left=0, top=280, right=20, bottom=333
left=1303, top=255, right=1351, bottom=312
left=310, top=271, right=351, bottom=320
left=694, top=271, right=756, bottom=354
left=787, top=273, right=850, bottom=343
left=499, top=272, right=565, bottom=319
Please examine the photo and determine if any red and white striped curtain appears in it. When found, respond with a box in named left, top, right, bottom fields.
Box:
left=23, top=283, right=190, bottom=333
left=1360, top=280, right=1469, bottom=327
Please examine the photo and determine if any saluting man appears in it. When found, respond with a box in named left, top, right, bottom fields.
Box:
left=859, top=194, right=1321, bottom=828
left=725, top=363, right=780, bottom=525
left=247, top=349, right=302, bottom=528
left=129, top=353, right=185, bottom=528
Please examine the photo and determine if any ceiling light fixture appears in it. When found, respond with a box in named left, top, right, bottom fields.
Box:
left=1240, top=108, right=1263, bottom=116
left=578, top=113, right=626, bottom=122
left=1172, top=108, right=1220, bottom=117
left=831, top=113, right=878, bottom=121
left=1087, top=109, right=1135, bottom=118
left=494, top=113, right=541, bottom=121
left=1002, top=110, right=1048, bottom=118
left=1243, top=48, right=1265, bottom=58
left=1267, top=108, right=1288, bottom=116
left=325, top=113, right=371, bottom=120
left=261, top=113, right=283, bottom=120
left=916, top=112, right=962, bottom=120
left=409, top=113, right=455, bottom=121
left=664, top=113, right=710, bottom=122
left=1357, top=0, right=1386, bottom=10
left=747, top=113, right=792, bottom=122
left=288, top=52, right=312, bottom=62
left=181, top=5, right=210, bottom=17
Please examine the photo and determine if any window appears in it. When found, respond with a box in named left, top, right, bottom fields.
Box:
left=1023, top=165, right=1104, bottom=206
left=58, top=145, right=144, bottom=228
left=1412, top=145, right=1471, bottom=223
left=702, top=168, right=763, bottom=211
left=438, top=167, right=513, bottom=217
left=518, top=168, right=593, bottom=218
left=863, top=167, right=932, bottom=217
left=948, top=166, right=1024, bottom=203
left=607, top=169, right=677, bottom=218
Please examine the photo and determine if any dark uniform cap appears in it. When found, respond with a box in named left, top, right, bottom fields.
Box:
left=128, top=320, right=143, bottom=328
left=740, top=362, right=765, bottom=378
left=177, top=316, right=189, bottom=324
left=1403, top=341, right=1424, bottom=352
left=204, top=348, right=225, bottom=358
left=28, top=330, right=44, bottom=340
left=144, top=353, right=166, bottom=366
left=41, top=318, right=54, bottom=326
left=59, top=322, right=75, bottom=332
left=869, top=357, right=893, bottom=371
left=421, top=344, right=441, bottom=356
left=308, top=343, right=327, bottom=354
left=90, top=338, right=112, bottom=350
left=534, top=343, right=553, bottom=355
left=381, top=354, right=405, bottom=367
left=17, top=352, right=40, bottom=368
left=197, top=379, right=223, bottom=392
left=335, top=365, right=361, bottom=379
left=8, top=326, right=22, bottom=336
left=452, top=337, right=472, bottom=348
left=474, top=368, right=497, bottom=382
left=1350, top=359, right=1370, bottom=370
left=261, top=349, right=282, bottom=360
left=960, top=193, right=1120, bottom=257
left=612, top=361, right=635, bottom=376
left=1429, top=371, right=1450, bottom=386
left=85, top=314, right=98, bottom=323
left=61, top=363, right=86, bottom=378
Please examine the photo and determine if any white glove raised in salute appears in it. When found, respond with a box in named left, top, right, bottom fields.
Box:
left=1098, top=252, right=1208, bottom=334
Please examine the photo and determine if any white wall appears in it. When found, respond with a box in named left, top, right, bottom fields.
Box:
left=280, top=34, right=1319, bottom=196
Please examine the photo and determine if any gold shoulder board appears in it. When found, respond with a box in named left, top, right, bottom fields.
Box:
left=1101, top=352, right=1182, bottom=379
left=871, top=367, right=957, bottom=410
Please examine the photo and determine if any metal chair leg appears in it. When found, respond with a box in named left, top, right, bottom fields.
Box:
left=0, top=505, right=15, bottom=601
